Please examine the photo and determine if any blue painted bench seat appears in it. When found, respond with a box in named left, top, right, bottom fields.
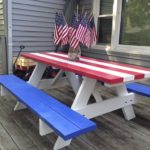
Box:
left=0, top=75, right=96, bottom=140
left=126, top=83, right=150, bottom=97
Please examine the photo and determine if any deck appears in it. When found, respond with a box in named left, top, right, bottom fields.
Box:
left=0, top=84, right=150, bottom=150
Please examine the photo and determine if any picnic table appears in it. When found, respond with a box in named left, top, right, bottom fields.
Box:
left=19, top=52, right=150, bottom=149
left=21, top=52, right=150, bottom=120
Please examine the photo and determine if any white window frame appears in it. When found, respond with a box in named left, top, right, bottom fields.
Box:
left=93, top=0, right=150, bottom=55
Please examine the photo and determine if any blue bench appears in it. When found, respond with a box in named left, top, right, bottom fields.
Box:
left=126, top=83, right=150, bottom=97
left=0, top=75, right=96, bottom=141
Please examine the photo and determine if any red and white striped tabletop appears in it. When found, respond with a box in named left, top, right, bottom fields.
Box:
left=22, top=52, right=150, bottom=85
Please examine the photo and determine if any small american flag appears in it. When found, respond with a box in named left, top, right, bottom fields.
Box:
left=76, top=15, right=88, bottom=44
left=82, top=15, right=97, bottom=48
left=83, top=20, right=91, bottom=48
left=60, top=15, right=69, bottom=46
left=69, top=15, right=80, bottom=49
left=54, top=13, right=63, bottom=45
left=61, top=25, right=69, bottom=46
left=90, top=15, right=97, bottom=45
left=54, top=13, right=69, bottom=46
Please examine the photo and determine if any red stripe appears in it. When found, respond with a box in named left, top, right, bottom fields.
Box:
left=77, top=54, right=150, bottom=71
left=51, top=52, right=150, bottom=72
left=22, top=53, right=123, bottom=84
left=49, top=53, right=144, bottom=80
left=76, top=25, right=87, bottom=43
left=70, top=37, right=79, bottom=48
left=84, top=29, right=91, bottom=47
left=70, top=29, right=79, bottom=48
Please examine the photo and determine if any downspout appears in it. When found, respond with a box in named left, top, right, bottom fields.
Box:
left=55, top=0, right=78, bottom=52
left=6, top=0, right=13, bottom=74
left=64, top=0, right=78, bottom=25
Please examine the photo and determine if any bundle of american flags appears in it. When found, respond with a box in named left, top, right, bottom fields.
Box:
left=54, top=12, right=97, bottom=49
left=54, top=13, right=69, bottom=46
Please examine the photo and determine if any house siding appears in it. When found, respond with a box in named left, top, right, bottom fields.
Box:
left=0, top=0, right=5, bottom=36
left=12, top=0, right=65, bottom=54
left=0, top=0, right=7, bottom=74
left=0, top=0, right=3, bottom=74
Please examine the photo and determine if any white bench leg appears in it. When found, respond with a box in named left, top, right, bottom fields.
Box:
left=53, top=137, right=71, bottom=150
left=0, top=85, right=26, bottom=111
left=14, top=102, right=26, bottom=111
left=39, top=119, right=53, bottom=136
left=0, top=86, right=26, bottom=111
left=0, top=86, right=9, bottom=96
left=115, top=84, right=136, bottom=120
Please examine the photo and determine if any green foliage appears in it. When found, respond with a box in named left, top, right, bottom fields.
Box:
left=127, top=0, right=150, bottom=27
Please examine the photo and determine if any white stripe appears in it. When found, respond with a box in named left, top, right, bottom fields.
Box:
left=50, top=53, right=150, bottom=78
left=31, top=53, right=134, bottom=82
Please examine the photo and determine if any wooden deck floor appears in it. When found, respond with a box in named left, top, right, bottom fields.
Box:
left=0, top=84, right=150, bottom=150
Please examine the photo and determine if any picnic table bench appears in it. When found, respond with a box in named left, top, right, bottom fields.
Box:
left=127, top=82, right=150, bottom=97
left=0, top=74, right=96, bottom=150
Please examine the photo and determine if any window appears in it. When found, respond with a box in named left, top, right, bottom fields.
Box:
left=119, top=0, right=150, bottom=46
left=93, top=0, right=114, bottom=46
left=93, top=0, right=150, bottom=51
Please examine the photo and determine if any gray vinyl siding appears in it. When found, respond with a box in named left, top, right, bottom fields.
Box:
left=0, top=0, right=4, bottom=36
left=0, top=0, right=3, bottom=73
left=0, top=54, right=2, bottom=74
left=0, top=0, right=6, bottom=74
left=12, top=0, right=65, bottom=54
left=79, top=0, right=150, bottom=68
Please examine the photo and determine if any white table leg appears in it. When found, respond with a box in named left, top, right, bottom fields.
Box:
left=115, top=84, right=136, bottom=120
left=65, top=72, right=102, bottom=102
left=65, top=72, right=81, bottom=94
left=14, top=63, right=47, bottom=111
left=122, top=105, right=136, bottom=120
left=75, top=92, right=135, bottom=119
left=28, top=63, right=47, bottom=87
left=93, top=89, right=103, bottom=102
left=54, top=77, right=97, bottom=149
left=71, top=77, right=97, bottom=109
left=50, top=69, right=64, bottom=86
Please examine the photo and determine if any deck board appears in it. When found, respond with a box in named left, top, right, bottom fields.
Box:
left=0, top=96, right=39, bottom=150
left=0, top=84, right=150, bottom=150
left=0, top=122, right=19, bottom=150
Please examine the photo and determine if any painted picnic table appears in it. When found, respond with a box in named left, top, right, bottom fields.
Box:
left=22, top=52, right=150, bottom=121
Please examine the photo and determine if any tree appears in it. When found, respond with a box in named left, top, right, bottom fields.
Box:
left=127, top=0, right=150, bottom=28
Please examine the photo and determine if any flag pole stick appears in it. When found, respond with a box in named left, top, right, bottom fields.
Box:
left=77, top=4, right=79, bottom=21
